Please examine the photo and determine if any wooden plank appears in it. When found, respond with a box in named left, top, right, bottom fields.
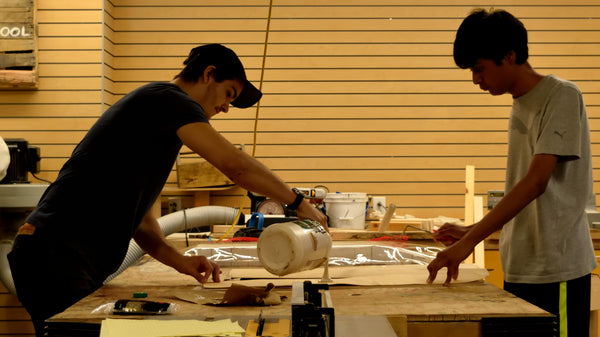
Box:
left=0, top=38, right=34, bottom=51
left=0, top=9, right=33, bottom=23
left=473, top=196, right=485, bottom=268
left=0, top=0, right=33, bottom=7
left=0, top=52, right=35, bottom=68
left=176, top=161, right=233, bottom=188
left=0, top=69, right=35, bottom=88
left=0, top=0, right=37, bottom=89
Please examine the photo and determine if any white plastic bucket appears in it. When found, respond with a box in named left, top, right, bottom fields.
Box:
left=257, top=219, right=332, bottom=276
left=324, top=192, right=369, bottom=229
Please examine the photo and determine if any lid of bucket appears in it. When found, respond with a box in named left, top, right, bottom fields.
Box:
left=325, top=192, right=368, bottom=200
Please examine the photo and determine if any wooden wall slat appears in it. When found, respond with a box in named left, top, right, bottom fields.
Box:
left=112, top=7, right=270, bottom=19
left=108, top=17, right=600, bottom=32
left=108, top=30, right=600, bottom=44
left=104, top=68, right=600, bottom=83
left=109, top=55, right=600, bottom=70
left=109, top=6, right=600, bottom=19
left=36, top=11, right=102, bottom=23
left=261, top=43, right=600, bottom=56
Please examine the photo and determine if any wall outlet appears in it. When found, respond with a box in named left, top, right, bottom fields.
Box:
left=487, top=190, right=504, bottom=210
left=372, top=196, right=387, bottom=214
left=168, top=197, right=182, bottom=213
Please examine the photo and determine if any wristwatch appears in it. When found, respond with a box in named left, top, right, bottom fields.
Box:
left=285, top=188, right=305, bottom=211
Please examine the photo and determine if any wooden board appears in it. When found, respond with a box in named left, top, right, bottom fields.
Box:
left=0, top=0, right=38, bottom=89
left=106, top=256, right=489, bottom=288
left=176, top=160, right=233, bottom=188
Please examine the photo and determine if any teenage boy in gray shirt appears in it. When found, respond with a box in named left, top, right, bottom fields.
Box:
left=427, top=9, right=597, bottom=336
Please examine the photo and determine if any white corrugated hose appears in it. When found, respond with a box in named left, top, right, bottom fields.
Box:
left=0, top=206, right=240, bottom=295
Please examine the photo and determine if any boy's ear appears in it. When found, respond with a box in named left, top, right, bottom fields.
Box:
left=504, top=50, right=516, bottom=65
left=202, top=65, right=216, bottom=83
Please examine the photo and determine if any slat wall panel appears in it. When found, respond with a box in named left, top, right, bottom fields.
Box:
left=0, top=1, right=104, bottom=336
left=106, top=1, right=600, bottom=218
left=1, top=1, right=597, bottom=334
left=0, top=283, right=33, bottom=336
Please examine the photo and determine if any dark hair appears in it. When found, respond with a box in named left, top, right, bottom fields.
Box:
left=453, top=9, right=529, bottom=69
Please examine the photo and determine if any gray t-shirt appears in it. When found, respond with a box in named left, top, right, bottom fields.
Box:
left=500, top=75, right=597, bottom=284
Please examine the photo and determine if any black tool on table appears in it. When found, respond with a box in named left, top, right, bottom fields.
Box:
left=256, top=309, right=266, bottom=336
left=291, top=281, right=335, bottom=337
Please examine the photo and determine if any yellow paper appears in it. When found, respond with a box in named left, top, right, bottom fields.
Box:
left=100, top=318, right=245, bottom=337
left=245, top=318, right=290, bottom=337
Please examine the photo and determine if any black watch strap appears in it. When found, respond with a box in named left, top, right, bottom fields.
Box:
left=286, top=188, right=304, bottom=210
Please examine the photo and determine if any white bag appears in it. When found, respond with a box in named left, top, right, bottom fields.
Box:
left=0, top=137, right=10, bottom=181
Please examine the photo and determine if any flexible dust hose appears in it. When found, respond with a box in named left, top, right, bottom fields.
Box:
left=0, top=206, right=241, bottom=294
left=0, top=240, right=16, bottom=295
left=103, top=205, right=240, bottom=284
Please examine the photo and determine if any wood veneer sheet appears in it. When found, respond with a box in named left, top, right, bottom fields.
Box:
left=203, top=264, right=488, bottom=289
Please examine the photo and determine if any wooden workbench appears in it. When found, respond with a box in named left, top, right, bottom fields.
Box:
left=46, top=240, right=554, bottom=337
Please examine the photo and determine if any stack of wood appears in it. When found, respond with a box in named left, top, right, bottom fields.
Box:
left=0, top=0, right=38, bottom=89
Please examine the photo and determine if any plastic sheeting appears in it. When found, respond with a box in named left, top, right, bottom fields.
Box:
left=185, top=243, right=443, bottom=268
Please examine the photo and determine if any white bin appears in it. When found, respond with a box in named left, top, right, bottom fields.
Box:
left=324, top=192, right=369, bottom=229
left=257, top=219, right=332, bottom=276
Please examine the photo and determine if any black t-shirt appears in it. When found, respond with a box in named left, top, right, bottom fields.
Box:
left=27, top=82, right=209, bottom=281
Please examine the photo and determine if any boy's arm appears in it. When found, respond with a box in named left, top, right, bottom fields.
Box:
left=427, top=153, right=558, bottom=285
left=134, top=212, right=221, bottom=283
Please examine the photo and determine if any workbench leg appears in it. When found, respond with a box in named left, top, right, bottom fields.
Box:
left=388, top=316, right=407, bottom=337
left=590, top=310, right=598, bottom=337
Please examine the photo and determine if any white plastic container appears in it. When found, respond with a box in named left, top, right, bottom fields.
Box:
left=257, top=219, right=332, bottom=276
left=324, top=192, right=369, bottom=229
